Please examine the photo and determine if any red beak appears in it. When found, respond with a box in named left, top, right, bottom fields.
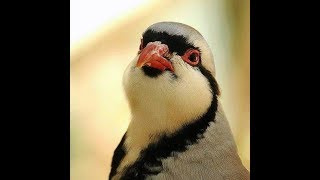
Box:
left=136, top=42, right=174, bottom=72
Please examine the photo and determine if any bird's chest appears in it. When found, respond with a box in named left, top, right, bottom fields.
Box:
left=118, top=140, right=218, bottom=180
left=146, top=144, right=220, bottom=180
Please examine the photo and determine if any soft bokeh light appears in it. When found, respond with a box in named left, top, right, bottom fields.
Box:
left=71, top=0, right=249, bottom=180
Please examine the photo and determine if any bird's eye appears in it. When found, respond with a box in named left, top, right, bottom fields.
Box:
left=182, top=49, right=200, bottom=66
left=189, top=53, right=197, bottom=62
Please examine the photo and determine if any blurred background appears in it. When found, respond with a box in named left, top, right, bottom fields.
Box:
left=70, top=0, right=250, bottom=179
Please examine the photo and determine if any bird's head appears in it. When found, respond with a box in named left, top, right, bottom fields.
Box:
left=123, top=22, right=220, bottom=133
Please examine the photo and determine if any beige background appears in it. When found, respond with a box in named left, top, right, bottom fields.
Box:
left=71, top=0, right=249, bottom=179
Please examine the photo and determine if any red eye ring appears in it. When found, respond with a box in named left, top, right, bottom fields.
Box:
left=182, top=49, right=200, bottom=66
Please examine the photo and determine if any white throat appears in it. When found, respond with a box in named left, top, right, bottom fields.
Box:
left=123, top=55, right=213, bottom=137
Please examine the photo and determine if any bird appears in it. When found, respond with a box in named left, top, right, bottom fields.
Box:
left=109, top=22, right=249, bottom=180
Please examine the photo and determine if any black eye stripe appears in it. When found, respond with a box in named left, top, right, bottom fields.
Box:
left=142, top=30, right=197, bottom=56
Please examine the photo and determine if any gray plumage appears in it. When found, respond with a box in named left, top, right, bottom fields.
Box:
left=145, top=104, right=249, bottom=180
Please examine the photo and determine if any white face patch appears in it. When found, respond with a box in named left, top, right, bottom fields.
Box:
left=115, top=54, right=214, bottom=176
left=123, top=55, right=213, bottom=135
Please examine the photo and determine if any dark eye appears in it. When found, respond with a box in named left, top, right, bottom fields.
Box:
left=182, top=49, right=200, bottom=66
left=189, top=53, right=197, bottom=62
